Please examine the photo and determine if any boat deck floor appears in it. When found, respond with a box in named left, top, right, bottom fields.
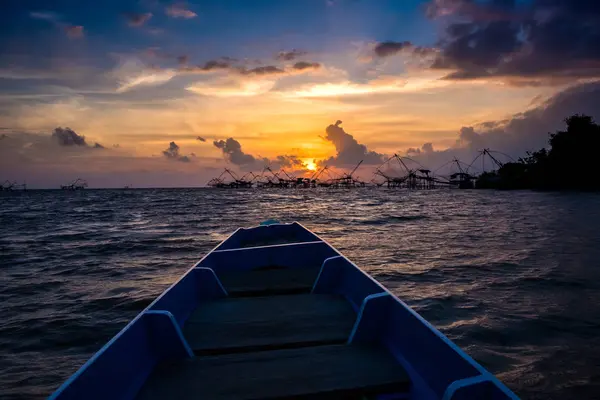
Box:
left=184, top=293, right=356, bottom=355
left=137, top=265, right=411, bottom=399
left=137, top=344, right=410, bottom=400
left=217, top=267, right=320, bottom=297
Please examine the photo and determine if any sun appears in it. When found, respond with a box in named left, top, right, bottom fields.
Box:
left=303, top=159, right=317, bottom=171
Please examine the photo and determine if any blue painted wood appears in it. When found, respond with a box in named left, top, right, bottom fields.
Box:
left=443, top=376, right=515, bottom=400
left=215, top=221, right=320, bottom=250
left=49, top=312, right=194, bottom=400
left=183, top=293, right=355, bottom=355
left=136, top=344, right=411, bottom=400
left=312, top=256, right=387, bottom=310
left=218, top=267, right=320, bottom=297
left=348, top=293, right=393, bottom=344
left=149, top=267, right=227, bottom=326
left=144, top=311, right=195, bottom=360
left=49, top=222, right=520, bottom=400
left=204, top=241, right=339, bottom=273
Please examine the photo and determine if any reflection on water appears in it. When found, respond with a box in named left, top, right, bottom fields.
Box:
left=1, top=189, right=600, bottom=399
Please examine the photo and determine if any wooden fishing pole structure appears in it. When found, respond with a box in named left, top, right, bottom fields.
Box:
left=61, top=178, right=87, bottom=190
left=1, top=180, right=27, bottom=191
left=467, top=148, right=515, bottom=189
left=206, top=149, right=513, bottom=190
left=330, top=160, right=365, bottom=188
left=448, top=158, right=475, bottom=189
left=374, top=154, right=434, bottom=189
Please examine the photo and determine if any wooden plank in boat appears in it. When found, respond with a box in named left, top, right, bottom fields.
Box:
left=136, top=344, right=411, bottom=400
left=183, top=293, right=355, bottom=355
left=217, top=267, right=320, bottom=297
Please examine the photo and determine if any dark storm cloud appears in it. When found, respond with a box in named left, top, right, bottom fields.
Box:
left=320, top=120, right=385, bottom=167
left=213, top=138, right=256, bottom=165
left=124, top=12, right=153, bottom=27
left=276, top=50, right=308, bottom=61
left=292, top=61, right=321, bottom=71
left=163, top=141, right=191, bottom=162
left=427, top=0, right=600, bottom=83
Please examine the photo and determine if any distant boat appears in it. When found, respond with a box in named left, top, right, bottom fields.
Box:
left=49, top=222, right=519, bottom=400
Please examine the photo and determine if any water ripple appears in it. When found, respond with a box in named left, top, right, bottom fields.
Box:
left=1, top=188, right=600, bottom=399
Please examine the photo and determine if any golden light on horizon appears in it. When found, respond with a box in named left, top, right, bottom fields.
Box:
left=303, top=159, right=317, bottom=171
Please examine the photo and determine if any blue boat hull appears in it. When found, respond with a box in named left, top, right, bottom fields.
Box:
left=49, top=222, right=519, bottom=400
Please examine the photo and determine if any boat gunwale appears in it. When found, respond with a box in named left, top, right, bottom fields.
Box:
left=49, top=221, right=519, bottom=400
left=304, top=227, right=519, bottom=400
left=48, top=225, right=245, bottom=400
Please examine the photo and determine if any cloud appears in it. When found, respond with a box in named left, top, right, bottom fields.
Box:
left=30, top=11, right=84, bottom=38
left=406, top=142, right=435, bottom=155
left=373, top=41, right=438, bottom=59
left=177, top=55, right=189, bottom=65
left=179, top=59, right=232, bottom=73
left=30, top=11, right=59, bottom=21
left=114, top=59, right=177, bottom=92
left=422, top=142, right=434, bottom=153
left=165, top=3, right=197, bottom=18
left=320, top=120, right=385, bottom=166
left=276, top=50, right=308, bottom=61
left=64, top=25, right=84, bottom=39
left=238, top=66, right=285, bottom=76
left=405, top=81, right=600, bottom=171
left=213, top=138, right=257, bottom=165
left=187, top=76, right=277, bottom=97
left=49, top=127, right=106, bottom=149
left=162, top=141, right=191, bottom=162
left=275, top=155, right=304, bottom=168
left=196, top=136, right=206, bottom=142
left=52, top=127, right=87, bottom=146
left=124, top=13, right=153, bottom=27
left=292, top=61, right=321, bottom=71
left=427, top=0, right=600, bottom=84
left=425, top=0, right=517, bottom=21
left=374, top=41, right=413, bottom=57
left=211, top=138, right=306, bottom=171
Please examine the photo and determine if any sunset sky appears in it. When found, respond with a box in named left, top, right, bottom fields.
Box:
left=1, top=0, right=599, bottom=187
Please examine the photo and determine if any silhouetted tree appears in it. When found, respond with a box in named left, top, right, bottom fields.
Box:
left=494, top=114, right=600, bottom=190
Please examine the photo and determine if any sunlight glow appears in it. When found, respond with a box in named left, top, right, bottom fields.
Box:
left=303, top=159, right=317, bottom=171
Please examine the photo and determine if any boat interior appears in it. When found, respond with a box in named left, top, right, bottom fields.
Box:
left=50, top=222, right=518, bottom=400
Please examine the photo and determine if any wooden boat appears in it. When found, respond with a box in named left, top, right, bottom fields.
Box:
left=49, top=222, right=519, bottom=400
